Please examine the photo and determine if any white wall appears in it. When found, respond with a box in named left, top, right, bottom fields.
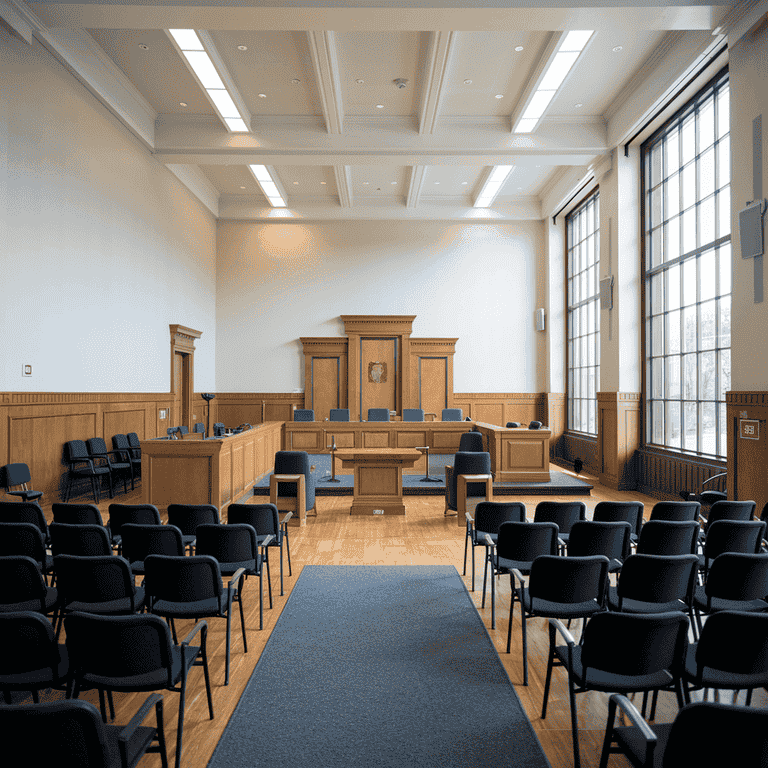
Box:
left=0, top=30, right=217, bottom=393
left=216, top=219, right=544, bottom=393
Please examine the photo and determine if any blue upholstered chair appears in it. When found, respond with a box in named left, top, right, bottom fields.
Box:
left=193, top=422, right=206, bottom=434
left=367, top=408, right=390, bottom=422
left=402, top=409, right=425, bottom=422
left=444, top=451, right=492, bottom=518
left=442, top=409, right=463, bottom=421
left=458, top=431, right=484, bottom=452
left=293, top=409, right=315, bottom=422
left=0, top=463, right=43, bottom=504
left=269, top=451, right=316, bottom=525
left=329, top=409, right=350, bottom=422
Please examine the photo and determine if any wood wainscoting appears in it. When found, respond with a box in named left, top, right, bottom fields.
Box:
left=451, top=393, right=547, bottom=429
left=0, top=391, right=215, bottom=502
left=727, top=391, right=768, bottom=513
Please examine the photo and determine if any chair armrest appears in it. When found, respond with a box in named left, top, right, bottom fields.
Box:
left=608, top=694, right=657, bottom=742
left=119, top=693, right=164, bottom=745
left=280, top=511, right=293, bottom=526
left=227, top=567, right=247, bottom=591
left=258, top=534, right=274, bottom=551
left=465, top=512, right=474, bottom=523
left=69, top=458, right=95, bottom=471
left=511, top=568, right=526, bottom=588
left=548, top=618, right=577, bottom=647
left=484, top=533, right=496, bottom=549
left=181, top=619, right=208, bottom=648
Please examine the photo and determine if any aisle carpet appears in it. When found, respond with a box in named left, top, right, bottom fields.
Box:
left=207, top=565, right=551, bottom=768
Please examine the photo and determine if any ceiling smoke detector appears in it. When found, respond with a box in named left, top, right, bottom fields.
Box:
left=394, top=78, right=409, bottom=89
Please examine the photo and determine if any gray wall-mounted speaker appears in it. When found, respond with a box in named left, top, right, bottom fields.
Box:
left=535, top=308, right=545, bottom=332
left=739, top=199, right=766, bottom=259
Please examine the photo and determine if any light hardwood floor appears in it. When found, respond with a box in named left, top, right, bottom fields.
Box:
left=32, top=472, right=758, bottom=768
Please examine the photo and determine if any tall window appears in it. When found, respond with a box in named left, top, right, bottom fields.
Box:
left=643, top=69, right=730, bottom=458
left=566, top=189, right=600, bottom=435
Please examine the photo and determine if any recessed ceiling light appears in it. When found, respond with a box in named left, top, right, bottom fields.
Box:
left=517, top=187, right=523, bottom=190
left=321, top=181, right=327, bottom=185
left=179, top=102, right=187, bottom=107
left=258, top=93, right=266, bottom=98
left=293, top=181, right=299, bottom=185
left=139, top=44, right=149, bottom=50
left=434, top=181, right=440, bottom=185
left=376, top=104, right=384, bottom=109
left=237, top=45, right=247, bottom=51
left=464, top=79, right=472, bottom=84
left=575, top=103, right=583, bottom=108
left=356, top=79, right=364, bottom=84
left=495, top=94, right=504, bottom=99
left=391, top=181, right=397, bottom=185
left=461, top=181, right=468, bottom=185
left=363, top=182, right=369, bottom=185
left=515, top=46, right=524, bottom=52
left=536, top=164, right=541, bottom=168
left=613, top=46, right=623, bottom=52
left=291, top=78, right=300, bottom=84
left=240, top=186, right=246, bottom=189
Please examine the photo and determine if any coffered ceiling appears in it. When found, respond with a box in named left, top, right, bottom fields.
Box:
left=8, top=0, right=742, bottom=221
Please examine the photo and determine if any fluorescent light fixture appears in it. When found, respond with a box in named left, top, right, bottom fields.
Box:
left=207, top=89, right=239, bottom=117
left=182, top=51, right=225, bottom=89
left=248, top=165, right=288, bottom=208
left=168, top=29, right=204, bottom=51
left=473, top=165, right=514, bottom=208
left=513, top=30, right=593, bottom=134
left=168, top=29, right=249, bottom=132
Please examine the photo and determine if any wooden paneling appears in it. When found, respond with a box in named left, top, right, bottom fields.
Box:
left=311, top=357, right=342, bottom=422
left=636, top=449, right=726, bottom=500
left=103, top=409, right=146, bottom=442
left=362, top=430, right=390, bottom=448
left=214, top=393, right=304, bottom=428
left=727, top=391, right=768, bottom=512
left=146, top=455, right=212, bottom=507
left=360, top=337, right=397, bottom=415
left=474, top=423, right=551, bottom=482
left=418, top=357, right=448, bottom=416
left=597, top=392, right=641, bottom=490
left=453, top=393, right=545, bottom=427
left=545, top=393, right=566, bottom=459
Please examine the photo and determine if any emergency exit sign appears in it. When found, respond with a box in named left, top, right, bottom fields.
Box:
left=740, top=419, right=760, bottom=440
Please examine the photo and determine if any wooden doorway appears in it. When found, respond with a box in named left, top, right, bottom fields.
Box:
left=170, top=325, right=202, bottom=430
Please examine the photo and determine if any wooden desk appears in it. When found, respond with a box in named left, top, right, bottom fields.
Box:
left=140, top=423, right=281, bottom=512
left=473, top=422, right=551, bottom=482
left=335, top=448, right=422, bottom=515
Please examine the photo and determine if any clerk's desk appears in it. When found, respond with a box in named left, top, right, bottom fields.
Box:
left=140, top=423, right=282, bottom=512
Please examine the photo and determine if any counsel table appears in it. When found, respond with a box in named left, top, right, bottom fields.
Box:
left=335, top=448, right=422, bottom=515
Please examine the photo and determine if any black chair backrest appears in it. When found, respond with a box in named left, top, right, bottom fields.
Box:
left=702, top=520, right=766, bottom=560
left=293, top=409, right=315, bottom=422
left=473, top=501, right=526, bottom=534
left=567, top=520, right=632, bottom=562
left=704, top=552, right=768, bottom=602
left=496, top=521, right=559, bottom=562
left=637, top=520, right=699, bottom=556
left=64, top=440, right=90, bottom=462
left=441, top=409, right=462, bottom=421
left=0, top=501, right=48, bottom=539
left=0, top=611, right=59, bottom=675
left=86, top=437, right=110, bottom=458
left=402, top=409, right=424, bottom=422
left=54, top=554, right=136, bottom=605
left=615, top=554, right=699, bottom=606
left=227, top=503, right=279, bottom=537
left=195, top=524, right=257, bottom=565
left=111, top=433, right=133, bottom=459
left=447, top=452, right=492, bottom=510
left=593, top=501, right=644, bottom=537
left=663, top=702, right=768, bottom=767
left=650, top=500, right=701, bottom=522
left=329, top=409, right=350, bottom=422
left=65, top=612, right=175, bottom=687
left=107, top=504, right=161, bottom=539
left=51, top=503, right=103, bottom=526
left=581, top=610, right=689, bottom=678
left=274, top=451, right=316, bottom=510
left=0, top=463, right=33, bottom=488
left=704, top=500, right=757, bottom=529
left=528, top=555, right=609, bottom=607
left=144, top=554, right=222, bottom=604
left=458, top=432, right=484, bottom=452
left=533, top=500, right=586, bottom=536
left=692, top=610, right=768, bottom=679
left=120, top=524, right=184, bottom=563
left=0, top=522, right=47, bottom=563
left=0, top=699, right=112, bottom=768
left=126, top=432, right=141, bottom=458
left=49, top=523, right=112, bottom=557
left=167, top=504, right=220, bottom=537
left=0, top=556, right=49, bottom=609
left=367, top=408, right=390, bottom=422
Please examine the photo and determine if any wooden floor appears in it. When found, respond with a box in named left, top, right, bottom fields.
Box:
left=33, top=471, right=764, bottom=768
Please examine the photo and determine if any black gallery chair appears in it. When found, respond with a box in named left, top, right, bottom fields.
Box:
left=458, top=430, right=484, bottom=452
left=50, top=522, right=113, bottom=558
left=444, top=451, right=492, bottom=518
left=592, top=500, right=644, bottom=549
left=533, top=500, right=586, bottom=551
left=600, top=697, right=768, bottom=768
left=463, top=500, right=525, bottom=592
left=269, top=451, right=316, bottom=524
left=87, top=437, right=133, bottom=495
left=542, top=610, right=690, bottom=768
left=0, top=555, right=59, bottom=619
left=113, top=434, right=143, bottom=481
left=166, top=503, right=220, bottom=554
left=566, top=520, right=632, bottom=573
left=119, top=524, right=184, bottom=576
left=0, top=462, right=43, bottom=504
left=0, top=500, right=50, bottom=545
left=228, top=502, right=292, bottom=597
left=52, top=502, right=104, bottom=526
left=636, top=520, right=699, bottom=557
left=64, top=440, right=113, bottom=504
left=0, top=523, right=54, bottom=583
left=696, top=519, right=765, bottom=581
left=107, top=504, right=162, bottom=554
left=0, top=696, right=169, bottom=768
left=649, top=500, right=701, bottom=522
left=65, top=611, right=213, bottom=768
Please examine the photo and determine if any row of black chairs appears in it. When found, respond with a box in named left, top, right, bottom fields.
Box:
left=63, top=436, right=142, bottom=504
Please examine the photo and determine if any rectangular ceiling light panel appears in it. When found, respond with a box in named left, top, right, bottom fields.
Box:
left=473, top=165, right=514, bottom=208
left=167, top=29, right=249, bottom=132
left=249, top=165, right=287, bottom=208
left=513, top=30, right=593, bottom=134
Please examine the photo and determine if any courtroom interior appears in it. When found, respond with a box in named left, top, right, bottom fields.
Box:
left=2, top=0, right=768, bottom=765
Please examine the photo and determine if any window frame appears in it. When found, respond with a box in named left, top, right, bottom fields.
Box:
left=565, top=186, right=601, bottom=437
left=641, top=66, right=731, bottom=460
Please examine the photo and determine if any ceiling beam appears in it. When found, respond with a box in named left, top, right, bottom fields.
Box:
left=0, top=0, right=34, bottom=43
left=307, top=30, right=345, bottom=134
left=164, top=164, right=220, bottom=217
left=407, top=166, right=429, bottom=208
left=334, top=165, right=353, bottom=207
left=418, top=31, right=458, bottom=135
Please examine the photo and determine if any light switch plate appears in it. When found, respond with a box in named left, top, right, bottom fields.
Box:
left=22, top=364, right=32, bottom=377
